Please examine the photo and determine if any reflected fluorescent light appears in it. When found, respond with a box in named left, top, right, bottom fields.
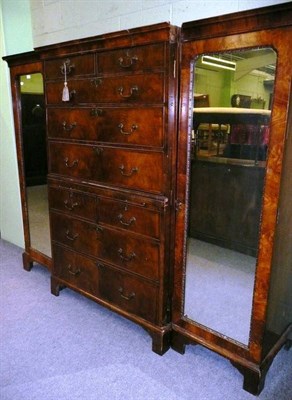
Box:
left=26, top=74, right=31, bottom=79
left=202, top=55, right=236, bottom=71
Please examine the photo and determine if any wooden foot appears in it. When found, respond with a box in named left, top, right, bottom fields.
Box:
left=22, top=252, right=33, bottom=271
left=147, top=329, right=170, bottom=355
left=51, top=276, right=66, bottom=296
left=171, top=330, right=191, bottom=354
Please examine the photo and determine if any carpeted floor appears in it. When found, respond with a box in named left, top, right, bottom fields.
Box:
left=0, top=239, right=291, bottom=400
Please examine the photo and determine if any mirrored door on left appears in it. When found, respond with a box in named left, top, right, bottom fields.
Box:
left=3, top=53, right=51, bottom=270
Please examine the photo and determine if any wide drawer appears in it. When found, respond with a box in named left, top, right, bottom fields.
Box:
left=97, top=196, right=160, bottom=239
left=48, top=142, right=164, bottom=194
left=52, top=244, right=100, bottom=298
left=97, top=43, right=165, bottom=74
left=49, top=184, right=97, bottom=221
left=44, top=54, right=95, bottom=80
left=46, top=73, right=164, bottom=104
left=50, top=212, right=160, bottom=281
left=47, top=107, right=164, bottom=147
left=98, top=263, right=158, bottom=323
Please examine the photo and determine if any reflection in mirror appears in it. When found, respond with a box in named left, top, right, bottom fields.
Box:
left=184, top=48, right=276, bottom=344
left=20, top=73, right=51, bottom=257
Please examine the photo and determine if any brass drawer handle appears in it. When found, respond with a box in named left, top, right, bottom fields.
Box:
left=60, top=59, right=75, bottom=75
left=91, top=78, right=102, bottom=87
left=118, top=85, right=138, bottom=98
left=117, top=214, right=136, bottom=227
left=90, top=108, right=103, bottom=117
left=118, top=52, right=138, bottom=68
left=64, top=157, right=79, bottom=168
left=119, top=165, right=138, bottom=177
left=118, top=287, right=135, bottom=301
left=62, top=121, right=77, bottom=131
left=118, top=248, right=136, bottom=262
left=67, top=264, right=81, bottom=276
left=65, top=230, right=79, bottom=241
left=64, top=199, right=79, bottom=211
left=118, top=123, right=138, bottom=136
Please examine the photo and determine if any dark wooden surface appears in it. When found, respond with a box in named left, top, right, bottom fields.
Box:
left=44, top=23, right=179, bottom=355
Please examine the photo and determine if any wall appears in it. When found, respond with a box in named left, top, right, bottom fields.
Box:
left=0, top=0, right=290, bottom=247
left=30, top=0, right=290, bottom=48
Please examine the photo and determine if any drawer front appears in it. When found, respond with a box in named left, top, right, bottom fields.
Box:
left=49, top=185, right=97, bottom=221
left=47, top=107, right=164, bottom=147
left=44, top=54, right=95, bottom=80
left=98, top=264, right=158, bottom=323
left=46, top=73, right=164, bottom=104
left=49, top=142, right=164, bottom=194
left=53, top=245, right=100, bottom=298
left=97, top=43, right=165, bottom=74
left=50, top=212, right=160, bottom=281
left=98, top=196, right=160, bottom=239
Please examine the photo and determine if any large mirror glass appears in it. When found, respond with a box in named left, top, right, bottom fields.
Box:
left=184, top=48, right=277, bottom=344
left=20, top=73, right=51, bottom=257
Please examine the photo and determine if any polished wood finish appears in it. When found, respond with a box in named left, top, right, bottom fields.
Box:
left=172, top=3, right=292, bottom=395
left=3, top=52, right=52, bottom=271
left=43, top=23, right=179, bottom=354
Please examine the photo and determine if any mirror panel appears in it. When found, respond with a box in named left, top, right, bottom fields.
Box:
left=20, top=73, right=51, bottom=257
left=184, top=48, right=277, bottom=344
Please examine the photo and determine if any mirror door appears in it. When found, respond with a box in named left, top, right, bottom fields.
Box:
left=172, top=5, right=291, bottom=370
left=4, top=55, right=52, bottom=270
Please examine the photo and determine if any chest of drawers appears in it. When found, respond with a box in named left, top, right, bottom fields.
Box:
left=41, top=23, right=179, bottom=354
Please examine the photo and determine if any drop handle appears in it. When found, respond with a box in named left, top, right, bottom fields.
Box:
left=64, top=157, right=79, bottom=168
left=118, top=287, right=135, bottom=301
left=119, top=165, right=138, bottom=177
left=62, top=121, right=77, bottom=132
left=60, top=59, right=75, bottom=75
left=117, top=214, right=136, bottom=227
left=118, top=52, right=138, bottom=68
left=65, top=230, right=79, bottom=241
left=118, top=85, right=138, bottom=98
left=118, top=248, right=136, bottom=262
left=118, top=123, right=138, bottom=135
left=67, top=264, right=81, bottom=276
left=64, top=199, right=79, bottom=211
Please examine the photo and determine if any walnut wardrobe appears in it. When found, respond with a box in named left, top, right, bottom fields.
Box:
left=3, top=2, right=292, bottom=396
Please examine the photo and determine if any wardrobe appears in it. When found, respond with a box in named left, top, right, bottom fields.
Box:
left=4, top=3, right=292, bottom=395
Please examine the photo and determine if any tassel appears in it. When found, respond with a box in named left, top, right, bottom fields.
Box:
left=62, top=82, right=70, bottom=102
left=62, top=62, right=70, bottom=102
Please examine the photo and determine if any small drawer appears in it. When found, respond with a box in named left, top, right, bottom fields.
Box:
left=97, top=43, right=165, bottom=74
left=50, top=212, right=160, bottom=281
left=48, top=142, right=165, bottom=194
left=98, top=196, right=160, bottom=239
left=98, top=263, right=158, bottom=323
left=44, top=54, right=95, bottom=80
left=49, top=185, right=96, bottom=221
left=47, top=107, right=164, bottom=147
left=45, top=73, right=164, bottom=104
left=52, top=244, right=100, bottom=298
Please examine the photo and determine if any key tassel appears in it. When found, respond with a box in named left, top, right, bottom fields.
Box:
left=62, top=62, right=70, bottom=102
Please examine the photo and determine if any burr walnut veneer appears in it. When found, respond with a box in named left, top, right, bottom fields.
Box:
left=3, top=4, right=292, bottom=395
